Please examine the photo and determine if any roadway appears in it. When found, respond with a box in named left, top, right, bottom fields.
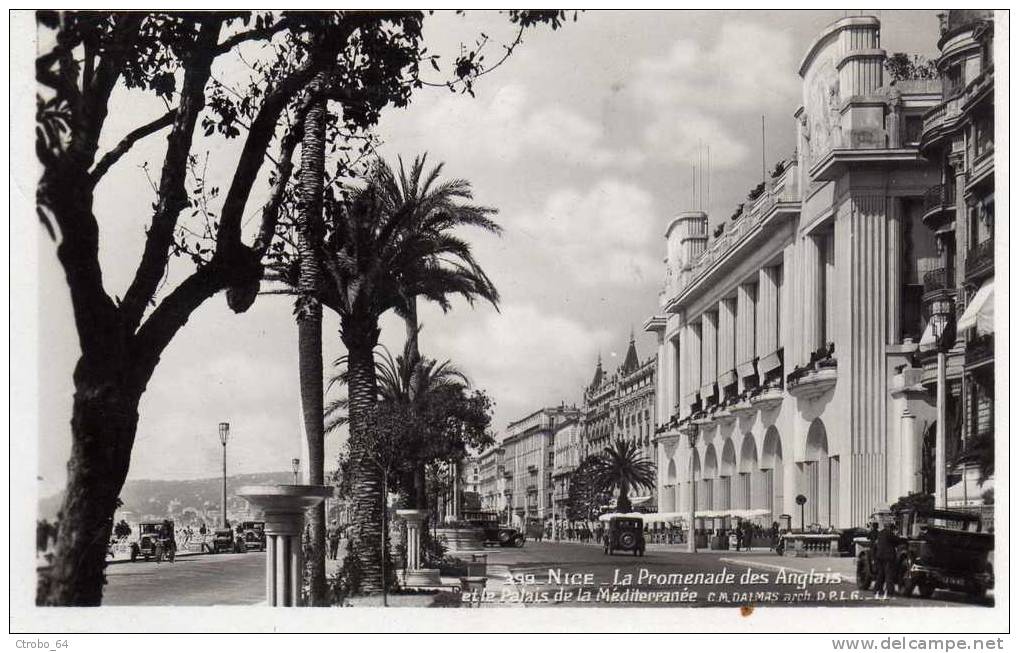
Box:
left=99, top=540, right=992, bottom=608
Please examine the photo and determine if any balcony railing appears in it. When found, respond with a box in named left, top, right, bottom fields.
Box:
left=965, top=238, right=994, bottom=281
left=922, top=102, right=947, bottom=136
left=922, top=183, right=956, bottom=222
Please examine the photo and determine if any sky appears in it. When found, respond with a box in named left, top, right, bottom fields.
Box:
left=36, top=10, right=939, bottom=498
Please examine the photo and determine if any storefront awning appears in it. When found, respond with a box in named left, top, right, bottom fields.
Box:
left=957, top=279, right=994, bottom=335
left=919, top=319, right=937, bottom=351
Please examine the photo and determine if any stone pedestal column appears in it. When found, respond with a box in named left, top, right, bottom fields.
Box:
left=396, top=508, right=441, bottom=587
left=237, top=485, right=331, bottom=607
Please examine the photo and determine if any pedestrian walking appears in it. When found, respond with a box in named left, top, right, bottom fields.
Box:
left=328, top=520, right=341, bottom=560
left=873, top=522, right=902, bottom=599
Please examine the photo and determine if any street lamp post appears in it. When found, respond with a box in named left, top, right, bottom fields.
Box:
left=929, top=298, right=955, bottom=510
left=684, top=426, right=698, bottom=554
left=218, top=422, right=230, bottom=528
left=292, top=457, right=301, bottom=485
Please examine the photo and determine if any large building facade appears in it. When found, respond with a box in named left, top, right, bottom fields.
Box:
left=916, top=10, right=996, bottom=508
left=646, top=15, right=994, bottom=530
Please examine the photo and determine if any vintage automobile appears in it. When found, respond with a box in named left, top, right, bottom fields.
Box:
left=462, top=510, right=525, bottom=548
left=241, top=521, right=266, bottom=551
left=856, top=508, right=993, bottom=600
left=130, top=521, right=169, bottom=562
left=603, top=516, right=645, bottom=556
left=212, top=527, right=245, bottom=554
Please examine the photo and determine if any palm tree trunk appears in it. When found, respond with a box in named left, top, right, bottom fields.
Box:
left=401, top=298, right=429, bottom=511
left=341, top=314, right=384, bottom=594
left=295, top=81, right=327, bottom=606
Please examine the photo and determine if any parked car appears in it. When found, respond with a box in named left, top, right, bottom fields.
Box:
left=212, top=528, right=244, bottom=554
left=130, top=521, right=167, bottom=562
left=604, top=516, right=645, bottom=556
left=463, top=510, right=525, bottom=548
left=241, top=521, right=266, bottom=551
left=856, top=508, right=993, bottom=600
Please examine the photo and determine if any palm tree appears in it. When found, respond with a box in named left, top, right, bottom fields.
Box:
left=374, top=154, right=501, bottom=361
left=294, top=80, right=329, bottom=606
left=291, top=161, right=489, bottom=594
left=367, top=154, right=501, bottom=505
left=326, top=340, right=471, bottom=498
left=590, top=439, right=657, bottom=513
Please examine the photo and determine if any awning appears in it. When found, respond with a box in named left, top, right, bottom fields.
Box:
left=957, top=279, right=994, bottom=335
left=919, top=319, right=937, bottom=351
left=630, top=495, right=653, bottom=506
left=759, top=350, right=782, bottom=374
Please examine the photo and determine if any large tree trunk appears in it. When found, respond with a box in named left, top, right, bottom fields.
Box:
left=296, top=82, right=327, bottom=606
left=41, top=359, right=141, bottom=606
left=341, top=315, right=384, bottom=594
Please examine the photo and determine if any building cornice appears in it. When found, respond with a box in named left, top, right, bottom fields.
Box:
left=664, top=203, right=799, bottom=314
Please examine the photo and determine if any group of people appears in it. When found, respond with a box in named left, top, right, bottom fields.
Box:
left=868, top=520, right=904, bottom=599
left=544, top=523, right=600, bottom=543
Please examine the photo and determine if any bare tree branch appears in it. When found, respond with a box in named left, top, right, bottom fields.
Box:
left=88, top=109, right=178, bottom=185
left=214, top=15, right=292, bottom=54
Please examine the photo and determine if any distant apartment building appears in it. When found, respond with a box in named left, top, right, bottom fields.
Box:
left=581, top=333, right=658, bottom=509
left=477, top=405, right=581, bottom=526
left=550, top=414, right=582, bottom=518
left=645, top=14, right=992, bottom=529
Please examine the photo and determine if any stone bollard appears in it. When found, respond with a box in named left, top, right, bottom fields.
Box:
left=237, top=485, right=332, bottom=607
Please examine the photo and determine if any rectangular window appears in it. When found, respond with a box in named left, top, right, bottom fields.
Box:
left=903, top=114, right=923, bottom=145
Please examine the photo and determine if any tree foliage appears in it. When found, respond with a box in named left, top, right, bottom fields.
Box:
left=885, top=52, right=938, bottom=82
left=587, top=438, right=656, bottom=513
left=566, top=456, right=613, bottom=521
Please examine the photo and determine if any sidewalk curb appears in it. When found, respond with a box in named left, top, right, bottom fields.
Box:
left=719, top=556, right=857, bottom=583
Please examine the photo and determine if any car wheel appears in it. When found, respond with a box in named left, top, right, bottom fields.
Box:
left=130, top=548, right=138, bottom=562
left=856, top=556, right=872, bottom=590
left=515, top=536, right=525, bottom=548
left=917, top=582, right=935, bottom=599
left=967, top=585, right=987, bottom=601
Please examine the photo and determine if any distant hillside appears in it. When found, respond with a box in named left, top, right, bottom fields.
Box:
left=38, top=471, right=308, bottom=521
